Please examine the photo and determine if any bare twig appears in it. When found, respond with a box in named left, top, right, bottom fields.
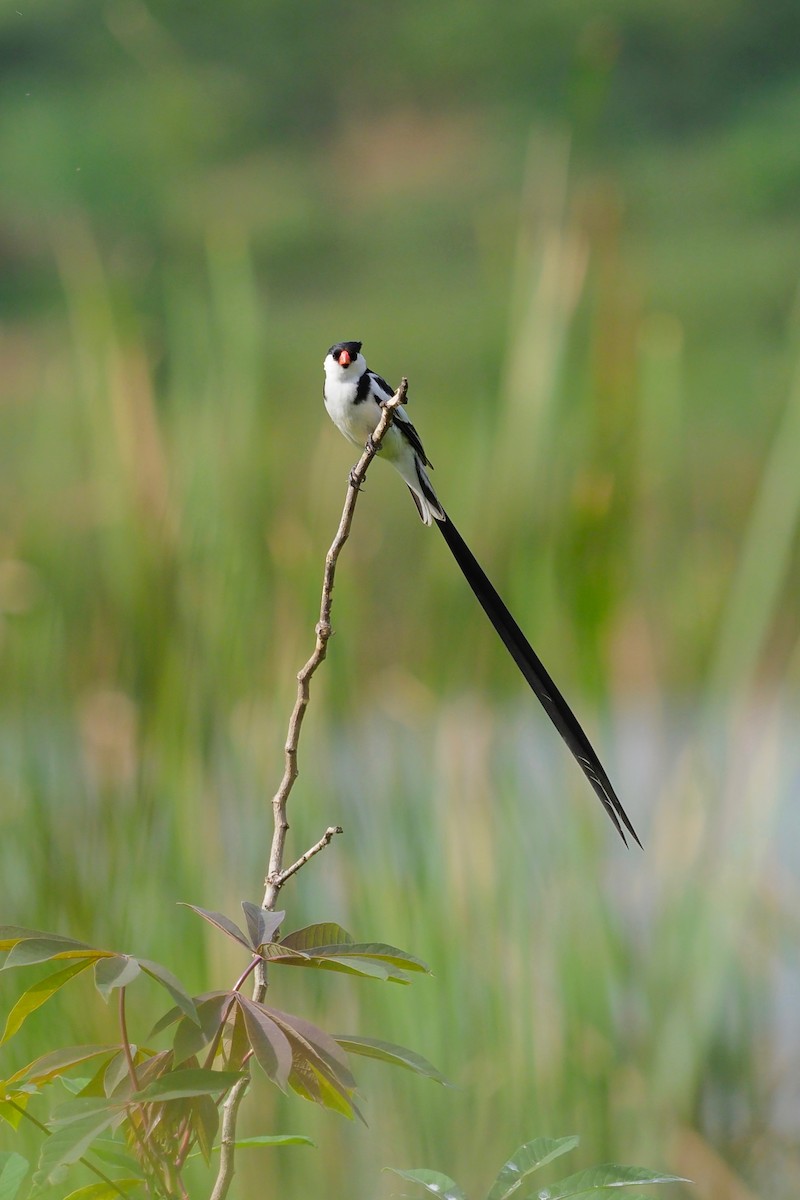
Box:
left=207, top=377, right=408, bottom=1200
left=275, top=824, right=344, bottom=887
left=262, top=376, right=408, bottom=911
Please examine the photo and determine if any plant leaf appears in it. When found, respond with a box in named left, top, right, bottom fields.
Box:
left=137, top=960, right=198, bottom=1025
left=226, top=1134, right=315, bottom=1149
left=262, top=945, right=393, bottom=982
left=173, top=993, right=232, bottom=1064
left=384, top=1166, right=466, bottom=1199
left=0, top=1097, right=28, bottom=1130
left=234, top=996, right=292, bottom=1089
left=0, top=1151, right=28, bottom=1200
left=284, top=942, right=428, bottom=972
left=3, top=940, right=107, bottom=970
left=49, top=1097, right=118, bottom=1127
left=88, top=1138, right=141, bottom=1173
left=131, top=1068, right=244, bottom=1102
left=538, top=1165, right=691, bottom=1198
left=6, top=1046, right=118, bottom=1089
left=324, top=942, right=429, bottom=971
left=267, top=1007, right=355, bottom=1089
left=0, top=928, right=90, bottom=953
left=188, top=1094, right=220, bottom=1165
left=35, top=1110, right=116, bottom=1185
left=333, top=1036, right=451, bottom=1086
left=288, top=1055, right=360, bottom=1122
left=180, top=905, right=251, bottom=950
left=1, top=960, right=94, bottom=1045
left=241, top=903, right=284, bottom=949
left=280, top=923, right=354, bottom=951
left=61, top=1181, right=144, bottom=1199
left=487, top=1137, right=580, bottom=1200
left=264, top=1009, right=360, bottom=1120
left=93, top=956, right=141, bottom=1001
left=266, top=941, right=428, bottom=983
left=148, top=989, right=227, bottom=1040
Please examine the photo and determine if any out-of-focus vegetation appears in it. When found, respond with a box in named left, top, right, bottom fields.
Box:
left=2, top=1, right=800, bottom=1197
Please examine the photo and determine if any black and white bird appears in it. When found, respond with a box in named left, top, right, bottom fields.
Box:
left=322, top=339, right=641, bottom=847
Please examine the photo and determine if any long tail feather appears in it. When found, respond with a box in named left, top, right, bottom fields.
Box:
left=436, top=512, right=641, bottom=847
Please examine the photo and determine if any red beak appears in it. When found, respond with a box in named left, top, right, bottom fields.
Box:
left=338, top=349, right=351, bottom=366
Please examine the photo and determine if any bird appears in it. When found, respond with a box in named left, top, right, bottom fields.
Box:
left=322, top=339, right=641, bottom=847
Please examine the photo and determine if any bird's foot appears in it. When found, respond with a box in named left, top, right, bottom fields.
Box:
left=349, top=468, right=364, bottom=491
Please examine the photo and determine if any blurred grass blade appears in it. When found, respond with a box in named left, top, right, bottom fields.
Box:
left=709, top=331, right=800, bottom=696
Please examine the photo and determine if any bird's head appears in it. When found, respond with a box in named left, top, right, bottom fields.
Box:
left=324, top=340, right=364, bottom=381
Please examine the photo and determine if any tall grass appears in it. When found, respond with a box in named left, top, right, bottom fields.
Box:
left=1, top=146, right=798, bottom=1198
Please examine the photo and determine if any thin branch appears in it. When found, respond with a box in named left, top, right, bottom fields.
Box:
left=118, top=986, right=140, bottom=1092
left=208, top=378, right=407, bottom=1200
left=262, top=377, right=408, bottom=911
left=208, top=1073, right=251, bottom=1200
left=275, top=824, right=343, bottom=887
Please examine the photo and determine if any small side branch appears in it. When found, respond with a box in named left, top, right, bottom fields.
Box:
left=262, top=378, right=408, bottom=911
left=274, top=825, right=344, bottom=888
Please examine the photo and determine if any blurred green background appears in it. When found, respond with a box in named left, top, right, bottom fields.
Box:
left=2, top=1, right=800, bottom=1196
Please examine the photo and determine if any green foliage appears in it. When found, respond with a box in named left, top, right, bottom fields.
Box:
left=0, top=915, right=439, bottom=1196
left=386, top=1137, right=687, bottom=1200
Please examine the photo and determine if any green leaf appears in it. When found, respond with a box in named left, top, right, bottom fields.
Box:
left=1, top=960, right=94, bottom=1045
left=0, top=1152, right=28, bottom=1200
left=49, top=1097, right=117, bottom=1127
left=227, top=1134, right=315, bottom=1149
left=137, top=960, right=198, bottom=1025
left=384, top=1166, right=466, bottom=1199
left=288, top=1056, right=360, bottom=1122
left=259, top=943, right=376, bottom=976
left=266, top=941, right=428, bottom=983
left=0, top=928, right=45, bottom=951
left=0, top=929, right=89, bottom=953
left=241, top=902, right=284, bottom=949
left=62, top=1181, right=144, bottom=1199
left=234, top=996, right=292, bottom=1089
left=487, top=1137, right=580, bottom=1200
left=0, top=1097, right=27, bottom=1130
left=173, top=993, right=232, bottom=1064
left=294, top=942, right=428, bottom=972
left=540, top=1165, right=691, bottom=1198
left=87, top=1138, right=141, bottom=1173
left=188, top=1094, right=219, bottom=1165
left=131, top=1068, right=244, bottom=1102
left=35, top=1110, right=116, bottom=1186
left=267, top=1007, right=355, bottom=1089
left=6, top=1046, right=118, bottom=1089
left=4, top=941, right=106, bottom=970
left=266, top=1009, right=360, bottom=1121
left=280, top=923, right=354, bottom=951
left=189, top=1133, right=315, bottom=1159
left=333, top=1036, right=451, bottom=1086
left=181, top=905, right=251, bottom=950
left=93, top=956, right=141, bottom=1001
